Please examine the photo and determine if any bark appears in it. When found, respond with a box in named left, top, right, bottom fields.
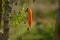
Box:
left=0, top=0, right=2, bottom=28
left=54, top=0, right=60, bottom=40
left=3, top=0, right=12, bottom=40
left=0, top=1, right=3, bottom=40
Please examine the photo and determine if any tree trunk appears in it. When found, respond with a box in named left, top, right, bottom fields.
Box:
left=3, top=0, right=12, bottom=40
left=0, top=0, right=3, bottom=40
left=54, top=0, right=60, bottom=40
left=0, top=0, right=2, bottom=28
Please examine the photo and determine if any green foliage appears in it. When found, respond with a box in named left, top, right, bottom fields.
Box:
left=10, top=10, right=26, bottom=26
left=23, top=23, right=54, bottom=40
left=40, top=10, right=56, bottom=19
left=20, top=0, right=25, bottom=7
left=9, top=0, right=27, bottom=26
left=47, top=10, right=56, bottom=19
left=41, top=23, right=54, bottom=40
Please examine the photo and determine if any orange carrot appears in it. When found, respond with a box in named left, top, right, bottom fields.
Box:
left=27, top=8, right=32, bottom=28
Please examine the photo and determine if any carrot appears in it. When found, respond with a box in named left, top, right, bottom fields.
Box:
left=27, top=8, right=32, bottom=28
